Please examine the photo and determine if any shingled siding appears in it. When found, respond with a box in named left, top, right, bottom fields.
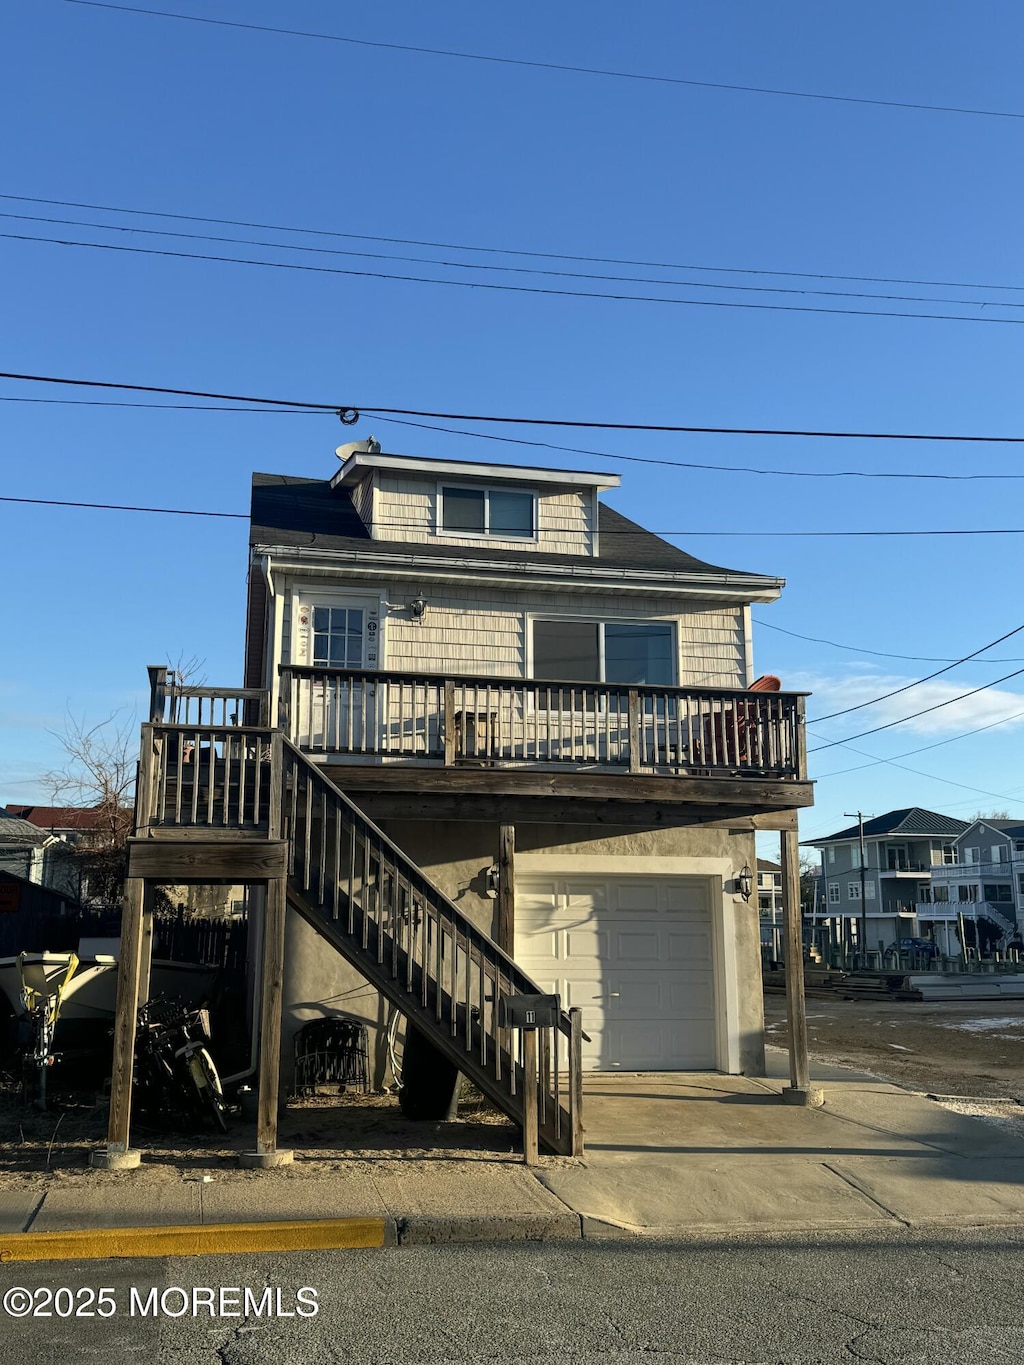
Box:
left=283, top=578, right=748, bottom=685
left=350, top=473, right=374, bottom=530
left=372, top=474, right=594, bottom=557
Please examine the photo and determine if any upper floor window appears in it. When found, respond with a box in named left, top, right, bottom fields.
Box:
left=940, top=842, right=957, bottom=865
left=531, top=619, right=674, bottom=685
left=440, top=486, right=535, bottom=539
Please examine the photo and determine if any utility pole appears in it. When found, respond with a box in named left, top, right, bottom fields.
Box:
left=844, top=811, right=868, bottom=965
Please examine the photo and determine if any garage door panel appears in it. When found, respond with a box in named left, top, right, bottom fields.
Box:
left=614, top=930, right=661, bottom=961
left=517, top=873, right=718, bottom=1071
left=666, top=929, right=713, bottom=961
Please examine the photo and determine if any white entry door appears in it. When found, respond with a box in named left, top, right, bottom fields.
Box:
left=293, top=596, right=380, bottom=749
left=515, top=874, right=717, bottom=1070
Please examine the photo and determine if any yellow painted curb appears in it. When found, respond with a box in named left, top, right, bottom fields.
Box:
left=0, top=1218, right=390, bottom=1262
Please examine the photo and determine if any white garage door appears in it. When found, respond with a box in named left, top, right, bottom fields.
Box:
left=515, top=874, right=717, bottom=1071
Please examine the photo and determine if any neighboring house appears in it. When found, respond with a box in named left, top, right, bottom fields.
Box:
left=6, top=805, right=123, bottom=905
left=0, top=807, right=52, bottom=887
left=757, top=858, right=783, bottom=953
left=924, top=819, right=1024, bottom=948
left=805, top=808, right=971, bottom=954
left=123, top=442, right=813, bottom=1153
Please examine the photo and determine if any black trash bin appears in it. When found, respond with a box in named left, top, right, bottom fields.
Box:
left=398, top=1024, right=460, bottom=1121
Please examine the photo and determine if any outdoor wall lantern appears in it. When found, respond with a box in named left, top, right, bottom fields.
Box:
left=485, top=864, right=500, bottom=899
left=738, top=865, right=754, bottom=902
left=409, top=596, right=427, bottom=621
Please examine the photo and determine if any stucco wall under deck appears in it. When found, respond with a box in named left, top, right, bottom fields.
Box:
left=280, top=817, right=765, bottom=1087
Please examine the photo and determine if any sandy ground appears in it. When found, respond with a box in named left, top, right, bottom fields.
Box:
left=763, top=992, right=1024, bottom=1136
left=763, top=993, right=1024, bottom=1097
left=0, top=1083, right=527, bottom=1192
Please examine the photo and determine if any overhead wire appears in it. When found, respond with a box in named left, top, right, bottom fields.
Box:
left=3, top=492, right=1024, bottom=539
left=8, top=228, right=1024, bottom=327
left=752, top=617, right=1024, bottom=664
left=5, top=394, right=1024, bottom=484
left=60, top=0, right=1024, bottom=123
left=368, top=413, right=1024, bottom=482
left=807, top=666, right=1024, bottom=753
left=6, top=191, right=1024, bottom=297
left=814, top=705, right=1024, bottom=780
left=8, top=370, right=1024, bottom=445
left=6, top=208, right=1024, bottom=314
left=808, top=623, right=1024, bottom=723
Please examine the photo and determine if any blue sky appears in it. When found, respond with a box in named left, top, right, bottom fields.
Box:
left=3, top=1, right=1024, bottom=845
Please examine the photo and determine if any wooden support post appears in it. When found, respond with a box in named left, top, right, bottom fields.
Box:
left=137, top=908, right=154, bottom=1008
left=780, top=825, right=823, bottom=1108
left=497, top=823, right=515, bottom=955
left=568, top=1007, right=584, bottom=1157
left=443, top=680, right=456, bottom=766
left=627, top=689, right=641, bottom=774
left=522, top=1028, right=539, bottom=1165
left=243, top=876, right=293, bottom=1167
left=91, top=877, right=148, bottom=1169
left=147, top=665, right=168, bottom=724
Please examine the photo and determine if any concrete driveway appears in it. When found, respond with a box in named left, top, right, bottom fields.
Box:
left=536, top=1048, right=1024, bottom=1236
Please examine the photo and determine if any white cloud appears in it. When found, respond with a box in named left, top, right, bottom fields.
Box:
left=796, top=670, right=1024, bottom=739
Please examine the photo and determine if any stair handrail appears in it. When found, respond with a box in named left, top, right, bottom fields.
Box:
left=279, top=737, right=576, bottom=1041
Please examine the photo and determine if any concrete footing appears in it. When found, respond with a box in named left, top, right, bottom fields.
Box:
left=89, top=1146, right=142, bottom=1171
left=782, top=1086, right=826, bottom=1109
left=239, top=1149, right=295, bottom=1169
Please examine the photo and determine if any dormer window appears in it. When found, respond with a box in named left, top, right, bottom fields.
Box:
left=440, top=485, right=535, bottom=539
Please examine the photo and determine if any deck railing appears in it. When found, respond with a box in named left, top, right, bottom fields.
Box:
left=136, top=722, right=278, bottom=835
left=280, top=665, right=807, bottom=779
left=147, top=665, right=270, bottom=729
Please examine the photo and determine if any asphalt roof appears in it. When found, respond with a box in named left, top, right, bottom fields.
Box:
left=0, top=809, right=49, bottom=846
left=5, top=805, right=106, bottom=831
left=249, top=473, right=772, bottom=581
left=806, top=807, right=972, bottom=844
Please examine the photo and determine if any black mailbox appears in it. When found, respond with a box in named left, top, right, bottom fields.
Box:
left=498, top=993, right=560, bottom=1030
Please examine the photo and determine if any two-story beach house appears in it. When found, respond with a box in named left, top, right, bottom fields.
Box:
left=805, top=808, right=971, bottom=954
left=104, top=441, right=813, bottom=1165
left=922, top=818, right=1024, bottom=950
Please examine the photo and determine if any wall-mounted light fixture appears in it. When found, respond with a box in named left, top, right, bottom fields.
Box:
left=738, top=865, right=753, bottom=902
left=409, top=596, right=427, bottom=621
left=485, top=864, right=500, bottom=899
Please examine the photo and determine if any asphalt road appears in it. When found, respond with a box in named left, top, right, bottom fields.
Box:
left=2, top=1228, right=1024, bottom=1364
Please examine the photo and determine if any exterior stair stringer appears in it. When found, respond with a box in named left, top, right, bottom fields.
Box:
left=280, top=739, right=577, bottom=1155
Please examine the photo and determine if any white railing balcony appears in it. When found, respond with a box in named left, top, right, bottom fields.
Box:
left=279, top=666, right=809, bottom=781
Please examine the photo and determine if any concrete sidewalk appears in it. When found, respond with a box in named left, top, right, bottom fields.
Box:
left=4, top=1046, right=1024, bottom=1254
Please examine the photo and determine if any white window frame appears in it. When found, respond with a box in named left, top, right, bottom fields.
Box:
left=828, top=847, right=836, bottom=864
left=436, top=482, right=539, bottom=543
left=864, top=881, right=876, bottom=900
left=848, top=881, right=862, bottom=900
left=827, top=882, right=840, bottom=904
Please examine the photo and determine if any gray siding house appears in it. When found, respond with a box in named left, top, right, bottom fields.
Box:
left=805, top=808, right=970, bottom=954
left=925, top=819, right=1024, bottom=948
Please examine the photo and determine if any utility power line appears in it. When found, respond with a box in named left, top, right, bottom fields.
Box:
left=3, top=492, right=1024, bottom=540
left=10, top=227, right=1024, bottom=327
left=6, top=192, right=1024, bottom=297
left=5, top=393, right=1024, bottom=485
left=61, top=0, right=1024, bottom=123
left=8, top=370, right=1024, bottom=445
left=815, top=705, right=1024, bottom=780
left=7, top=209, right=1024, bottom=315
left=809, top=623, right=1024, bottom=723
left=807, top=667, right=1024, bottom=753
left=753, top=618, right=1024, bottom=664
